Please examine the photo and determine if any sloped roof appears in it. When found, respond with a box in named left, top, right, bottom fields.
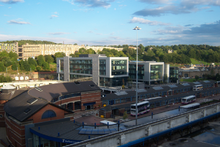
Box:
left=4, top=91, right=48, bottom=122
left=28, top=81, right=101, bottom=102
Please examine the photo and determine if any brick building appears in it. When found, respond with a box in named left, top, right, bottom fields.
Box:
left=3, top=81, right=102, bottom=146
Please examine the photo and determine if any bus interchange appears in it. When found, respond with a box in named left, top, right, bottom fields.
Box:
left=100, top=80, right=220, bottom=118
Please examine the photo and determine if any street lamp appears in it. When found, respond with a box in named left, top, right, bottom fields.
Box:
left=133, top=26, right=141, bottom=125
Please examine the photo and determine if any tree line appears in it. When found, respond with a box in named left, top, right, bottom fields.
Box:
left=0, top=51, right=66, bottom=72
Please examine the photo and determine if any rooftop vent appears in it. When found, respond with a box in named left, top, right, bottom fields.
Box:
left=35, top=87, right=43, bottom=92
left=27, top=98, right=38, bottom=105
left=24, top=108, right=31, bottom=113
left=90, top=84, right=95, bottom=87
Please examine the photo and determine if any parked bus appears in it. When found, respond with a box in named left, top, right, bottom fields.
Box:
left=143, top=96, right=162, bottom=101
left=180, top=103, right=200, bottom=110
left=193, top=84, right=203, bottom=91
left=181, top=95, right=196, bottom=104
left=130, top=101, right=150, bottom=116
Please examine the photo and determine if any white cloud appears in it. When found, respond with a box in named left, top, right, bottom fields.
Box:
left=0, top=0, right=24, bottom=3
left=139, top=0, right=172, bottom=4
left=62, top=0, right=74, bottom=5
left=75, top=0, right=114, bottom=8
left=134, top=0, right=220, bottom=16
left=48, top=32, right=69, bottom=35
left=8, top=20, right=30, bottom=24
left=130, top=17, right=170, bottom=26
left=50, top=15, right=58, bottom=19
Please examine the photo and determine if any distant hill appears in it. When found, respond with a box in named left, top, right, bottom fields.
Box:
left=0, top=40, right=57, bottom=46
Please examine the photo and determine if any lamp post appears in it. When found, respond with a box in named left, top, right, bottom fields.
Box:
left=133, top=26, right=141, bottom=125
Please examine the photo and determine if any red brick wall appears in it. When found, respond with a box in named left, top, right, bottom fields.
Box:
left=28, top=104, right=68, bottom=123
left=81, top=91, right=101, bottom=110
left=5, top=116, right=26, bottom=147
left=53, top=91, right=102, bottom=111
left=0, top=100, right=7, bottom=127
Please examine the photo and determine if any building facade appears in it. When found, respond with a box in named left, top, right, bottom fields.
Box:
left=0, top=42, right=18, bottom=54
left=17, top=43, right=123, bottom=60
left=129, top=61, right=169, bottom=85
left=57, top=55, right=129, bottom=87
left=3, top=81, right=102, bottom=147
left=170, top=67, right=179, bottom=83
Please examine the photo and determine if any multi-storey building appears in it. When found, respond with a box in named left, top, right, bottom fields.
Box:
left=19, top=44, right=84, bottom=60
left=85, top=46, right=123, bottom=52
left=18, top=43, right=123, bottom=60
left=0, top=42, right=18, bottom=53
left=57, top=54, right=129, bottom=87
left=129, top=61, right=169, bottom=85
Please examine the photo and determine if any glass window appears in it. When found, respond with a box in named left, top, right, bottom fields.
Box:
left=99, top=59, right=106, bottom=75
left=70, top=59, right=92, bottom=74
left=150, top=65, right=162, bottom=80
left=111, top=60, right=127, bottom=75
left=60, top=60, right=64, bottom=72
left=42, top=110, right=56, bottom=119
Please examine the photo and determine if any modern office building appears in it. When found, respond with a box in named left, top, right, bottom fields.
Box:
left=57, top=54, right=129, bottom=87
left=129, top=61, right=169, bottom=85
left=170, top=67, right=179, bottom=83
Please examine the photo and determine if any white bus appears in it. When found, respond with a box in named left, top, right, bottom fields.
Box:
left=193, top=84, right=203, bottom=91
left=180, top=103, right=200, bottom=109
left=130, top=101, right=150, bottom=116
left=143, top=96, right=162, bottom=101
left=181, top=95, right=196, bottom=104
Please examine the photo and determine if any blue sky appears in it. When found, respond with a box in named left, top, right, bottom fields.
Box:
left=0, top=0, right=220, bottom=46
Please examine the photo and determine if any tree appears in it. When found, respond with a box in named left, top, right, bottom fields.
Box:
left=28, top=57, right=37, bottom=66
left=54, top=52, right=66, bottom=62
left=123, top=111, right=128, bottom=120
left=0, top=62, right=6, bottom=72
left=9, top=51, right=18, bottom=61
left=37, top=55, right=45, bottom=66
left=195, top=75, right=199, bottom=81
left=44, top=55, right=54, bottom=63
left=12, top=62, right=19, bottom=70
left=42, top=62, right=50, bottom=70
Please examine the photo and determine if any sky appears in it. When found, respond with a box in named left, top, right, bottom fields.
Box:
left=0, top=0, right=220, bottom=46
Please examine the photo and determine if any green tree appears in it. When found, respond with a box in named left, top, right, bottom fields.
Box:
left=195, top=75, right=199, bottom=81
left=123, top=111, right=128, bottom=120
left=42, top=62, right=50, bottom=70
left=44, top=55, right=54, bottom=63
left=28, top=57, right=37, bottom=66
left=54, top=52, right=66, bottom=62
left=37, top=55, right=45, bottom=66
left=11, top=62, right=19, bottom=70
left=9, top=51, right=18, bottom=61
left=0, top=62, right=6, bottom=72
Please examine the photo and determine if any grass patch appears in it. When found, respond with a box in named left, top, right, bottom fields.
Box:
left=199, top=60, right=209, bottom=65
left=190, top=58, right=201, bottom=64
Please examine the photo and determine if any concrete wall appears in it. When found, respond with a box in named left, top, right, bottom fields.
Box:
left=67, top=102, right=220, bottom=147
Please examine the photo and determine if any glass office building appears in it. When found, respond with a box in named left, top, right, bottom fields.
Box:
left=57, top=54, right=129, bottom=87
left=129, top=61, right=168, bottom=85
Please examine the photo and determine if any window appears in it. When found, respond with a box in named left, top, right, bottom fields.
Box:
left=0, top=114, right=3, bottom=118
left=42, top=110, right=56, bottom=119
